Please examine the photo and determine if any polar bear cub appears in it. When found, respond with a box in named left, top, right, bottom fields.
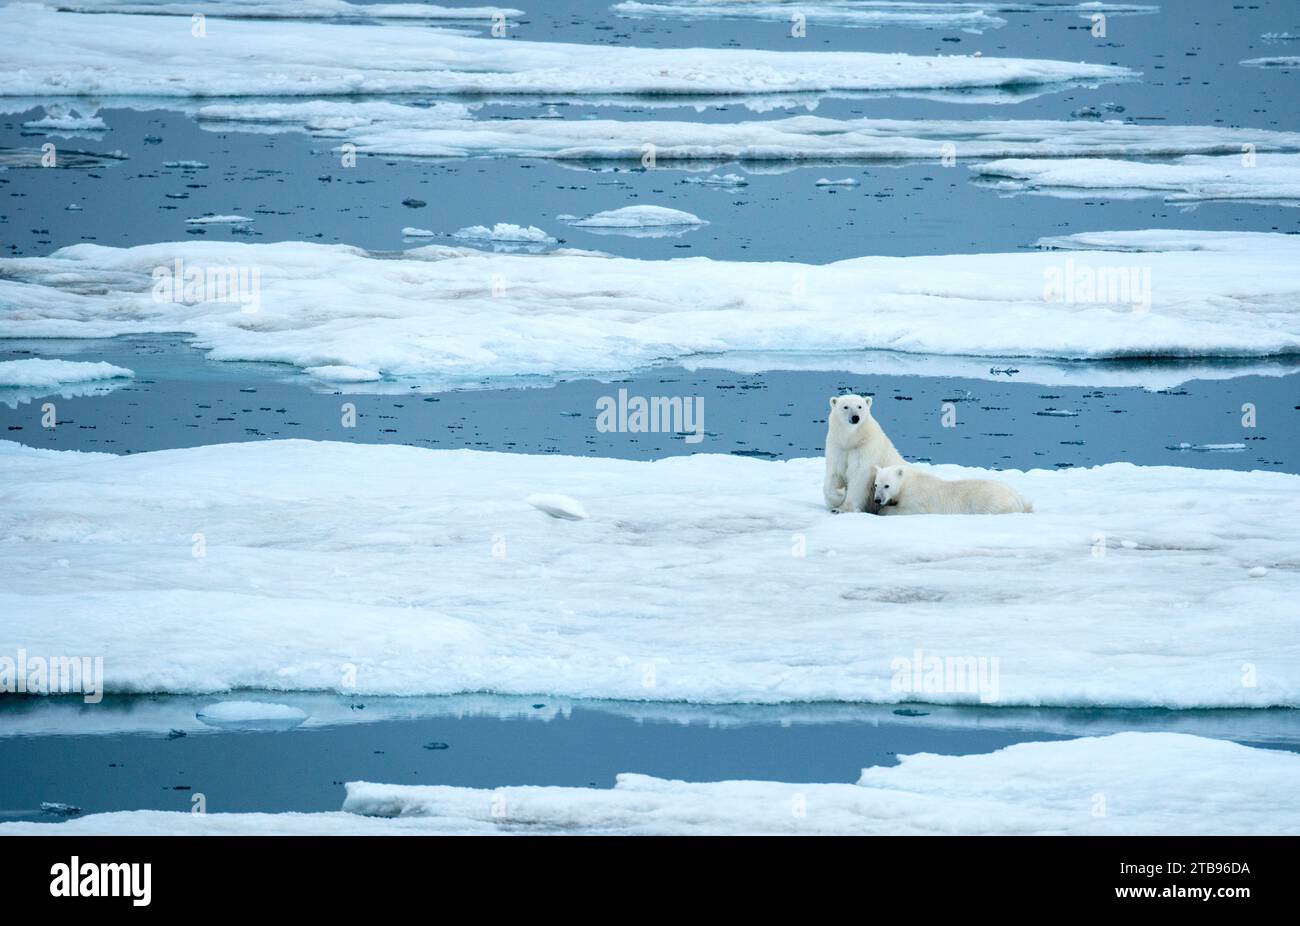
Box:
left=873, top=464, right=1032, bottom=516
left=824, top=393, right=905, bottom=514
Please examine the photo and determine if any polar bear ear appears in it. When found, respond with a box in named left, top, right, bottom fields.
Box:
left=863, top=395, right=873, bottom=408
left=829, top=396, right=839, bottom=409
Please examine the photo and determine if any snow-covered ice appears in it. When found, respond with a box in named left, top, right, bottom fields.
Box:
left=972, top=153, right=1300, bottom=204
left=194, top=106, right=1300, bottom=163
left=1, top=232, right=1297, bottom=387
left=2, top=734, right=1295, bottom=835
left=1, top=440, right=1296, bottom=707
left=0, top=359, right=133, bottom=388
left=0, top=8, right=1132, bottom=98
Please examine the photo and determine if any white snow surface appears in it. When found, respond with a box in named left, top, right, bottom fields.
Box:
left=973, top=153, right=1300, bottom=203
left=0, top=8, right=1132, bottom=98
left=2, top=734, right=1296, bottom=834
left=0, top=232, right=1298, bottom=386
left=193, top=106, right=1300, bottom=163
left=0, top=359, right=134, bottom=387
left=1, top=440, right=1296, bottom=707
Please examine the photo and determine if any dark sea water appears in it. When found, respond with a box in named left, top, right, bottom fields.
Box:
left=2, top=0, right=1298, bottom=819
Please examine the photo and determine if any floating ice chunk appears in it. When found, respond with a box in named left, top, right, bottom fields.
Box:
left=0, top=8, right=1134, bottom=98
left=185, top=214, right=254, bottom=225
left=0, top=359, right=133, bottom=388
left=683, top=173, right=748, bottom=186
left=335, top=733, right=1299, bottom=835
left=1167, top=442, right=1246, bottom=453
left=401, top=227, right=435, bottom=237
left=196, top=701, right=308, bottom=731
left=571, top=205, right=704, bottom=227
left=163, top=160, right=208, bottom=168
left=1, top=441, right=1297, bottom=708
left=815, top=177, right=859, bottom=186
left=451, top=223, right=555, bottom=243
left=22, top=109, right=106, bottom=133
left=1241, top=56, right=1300, bottom=68
left=972, top=154, right=1300, bottom=204
left=525, top=493, right=589, bottom=521
left=304, top=365, right=383, bottom=382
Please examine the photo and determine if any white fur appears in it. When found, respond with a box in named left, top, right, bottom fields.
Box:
left=823, top=393, right=905, bottom=514
left=874, top=464, right=1032, bottom=516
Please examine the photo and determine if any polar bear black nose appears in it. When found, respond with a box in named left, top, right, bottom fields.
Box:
left=850, top=415, right=860, bottom=424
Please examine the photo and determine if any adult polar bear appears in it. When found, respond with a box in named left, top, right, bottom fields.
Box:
left=823, top=393, right=905, bottom=514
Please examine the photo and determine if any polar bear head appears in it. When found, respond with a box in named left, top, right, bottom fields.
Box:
left=873, top=464, right=907, bottom=508
left=828, top=393, right=873, bottom=437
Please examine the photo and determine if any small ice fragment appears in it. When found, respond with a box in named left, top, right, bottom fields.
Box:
left=526, top=493, right=588, bottom=521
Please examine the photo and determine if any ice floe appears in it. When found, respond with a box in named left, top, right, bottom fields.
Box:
left=569, top=205, right=706, bottom=236
left=0, top=440, right=1296, bottom=707
left=972, top=153, right=1300, bottom=204
left=0, top=359, right=133, bottom=388
left=613, top=0, right=1010, bottom=30
left=451, top=223, right=556, bottom=243
left=185, top=214, right=254, bottom=225
left=0, top=232, right=1297, bottom=387
left=15, top=0, right=522, bottom=19
left=0, top=8, right=1132, bottom=98
left=1241, top=57, right=1300, bottom=69
left=194, top=106, right=1300, bottom=164
left=1, top=734, right=1295, bottom=834
left=612, top=1, right=1158, bottom=32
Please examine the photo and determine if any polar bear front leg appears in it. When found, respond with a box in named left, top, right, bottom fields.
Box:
left=823, top=464, right=847, bottom=511
left=844, top=468, right=875, bottom=514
